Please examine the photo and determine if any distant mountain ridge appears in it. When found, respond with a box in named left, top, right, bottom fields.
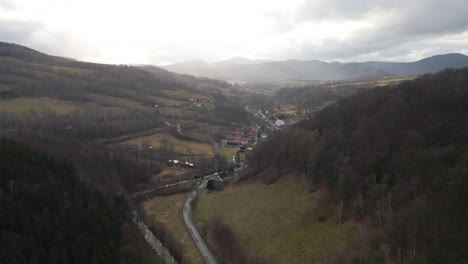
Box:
left=363, top=53, right=468, bottom=75
left=163, top=53, right=468, bottom=82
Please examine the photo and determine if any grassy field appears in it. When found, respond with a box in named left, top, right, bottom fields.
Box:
left=123, top=132, right=214, bottom=155
left=0, top=97, right=77, bottom=114
left=328, top=76, right=416, bottom=89
left=148, top=95, right=187, bottom=107
left=50, top=65, right=94, bottom=75
left=375, top=76, right=415, bottom=86
left=161, top=89, right=193, bottom=100
left=221, top=145, right=239, bottom=161
left=143, top=193, right=203, bottom=264
left=277, top=104, right=298, bottom=115
left=202, top=102, right=216, bottom=110
left=158, top=106, right=196, bottom=119
left=194, top=174, right=357, bottom=264
left=152, top=167, right=195, bottom=184
left=87, top=93, right=153, bottom=110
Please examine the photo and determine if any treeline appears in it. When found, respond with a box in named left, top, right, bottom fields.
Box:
left=0, top=108, right=163, bottom=141
left=13, top=130, right=156, bottom=194
left=249, top=68, right=468, bottom=263
left=148, top=221, right=184, bottom=263
left=0, top=137, right=125, bottom=264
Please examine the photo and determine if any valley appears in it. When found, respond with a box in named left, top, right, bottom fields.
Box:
left=1, top=41, right=468, bottom=264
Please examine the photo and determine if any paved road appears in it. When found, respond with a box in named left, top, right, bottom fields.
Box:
left=183, top=178, right=218, bottom=264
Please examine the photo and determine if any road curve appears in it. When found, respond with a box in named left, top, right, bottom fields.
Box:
left=183, top=178, right=218, bottom=264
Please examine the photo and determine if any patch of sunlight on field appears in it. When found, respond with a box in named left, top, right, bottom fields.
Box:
left=376, top=76, right=415, bottom=86
left=0, top=97, right=77, bottom=114
left=194, top=174, right=357, bottom=264
left=143, top=193, right=204, bottom=264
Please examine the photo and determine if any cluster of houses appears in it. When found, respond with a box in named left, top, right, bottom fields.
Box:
left=254, top=109, right=294, bottom=129
left=220, top=127, right=257, bottom=146
left=270, top=112, right=297, bottom=127
left=167, top=159, right=195, bottom=168
left=188, top=98, right=203, bottom=107
left=153, top=98, right=208, bottom=109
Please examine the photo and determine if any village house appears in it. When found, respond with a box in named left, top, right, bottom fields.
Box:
left=275, top=119, right=285, bottom=127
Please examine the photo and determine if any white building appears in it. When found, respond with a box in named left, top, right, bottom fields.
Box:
left=275, top=119, right=285, bottom=127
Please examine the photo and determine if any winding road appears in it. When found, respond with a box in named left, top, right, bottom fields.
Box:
left=183, top=178, right=218, bottom=264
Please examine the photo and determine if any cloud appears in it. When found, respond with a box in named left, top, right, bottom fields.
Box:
left=0, top=19, right=38, bottom=43
left=273, top=0, right=468, bottom=61
left=0, top=0, right=467, bottom=63
left=0, top=0, right=15, bottom=11
left=296, top=0, right=393, bottom=21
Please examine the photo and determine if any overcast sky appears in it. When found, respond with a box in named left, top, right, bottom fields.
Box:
left=1, top=0, right=468, bottom=65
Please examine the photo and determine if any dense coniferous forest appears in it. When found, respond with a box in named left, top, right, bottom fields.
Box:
left=249, top=67, right=468, bottom=263
left=0, top=138, right=125, bottom=264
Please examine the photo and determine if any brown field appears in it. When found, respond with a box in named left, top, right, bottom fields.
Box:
left=0, top=97, right=77, bottom=114
left=122, top=132, right=214, bottom=155
left=194, top=174, right=357, bottom=264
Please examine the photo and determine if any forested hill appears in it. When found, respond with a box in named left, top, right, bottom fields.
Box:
left=0, top=42, right=252, bottom=141
left=250, top=67, right=468, bottom=263
left=0, top=138, right=124, bottom=263
left=364, top=53, right=468, bottom=76
left=0, top=42, right=77, bottom=64
left=0, top=42, right=232, bottom=103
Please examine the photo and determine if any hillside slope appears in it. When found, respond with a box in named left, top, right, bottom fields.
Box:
left=249, top=67, right=468, bottom=263
left=194, top=174, right=356, bottom=264
left=0, top=138, right=123, bottom=263
left=364, top=53, right=468, bottom=75
left=0, top=42, right=231, bottom=104
left=0, top=42, right=252, bottom=141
